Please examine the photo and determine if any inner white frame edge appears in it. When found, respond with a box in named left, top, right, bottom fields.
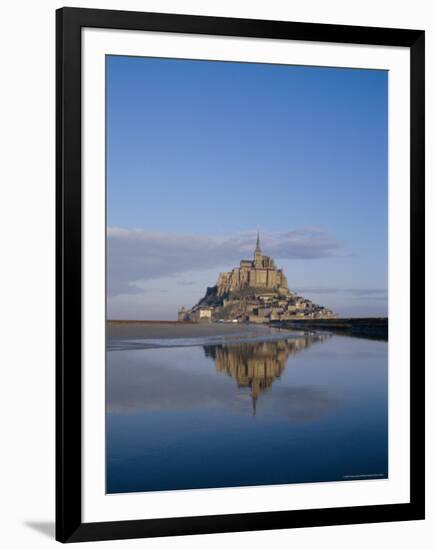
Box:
left=82, top=27, right=410, bottom=523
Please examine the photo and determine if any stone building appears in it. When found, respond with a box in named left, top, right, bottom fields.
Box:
left=178, top=306, right=188, bottom=322
left=198, top=307, right=213, bottom=322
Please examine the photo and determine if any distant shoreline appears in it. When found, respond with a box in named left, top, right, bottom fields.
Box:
left=270, top=317, right=388, bottom=341
left=107, top=317, right=387, bottom=324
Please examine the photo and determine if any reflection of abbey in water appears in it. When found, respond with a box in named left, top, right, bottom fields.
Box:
left=204, top=334, right=330, bottom=413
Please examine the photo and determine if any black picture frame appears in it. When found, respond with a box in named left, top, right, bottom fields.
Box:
left=56, top=7, right=425, bottom=543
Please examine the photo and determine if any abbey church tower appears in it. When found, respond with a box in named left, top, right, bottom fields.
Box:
left=254, top=232, right=263, bottom=268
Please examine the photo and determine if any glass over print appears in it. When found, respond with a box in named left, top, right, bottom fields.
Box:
left=106, top=55, right=389, bottom=494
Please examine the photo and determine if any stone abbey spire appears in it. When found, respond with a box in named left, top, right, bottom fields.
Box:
left=254, top=231, right=263, bottom=268
left=255, top=231, right=261, bottom=254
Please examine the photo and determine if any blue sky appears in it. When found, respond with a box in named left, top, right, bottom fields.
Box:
left=106, top=55, right=388, bottom=320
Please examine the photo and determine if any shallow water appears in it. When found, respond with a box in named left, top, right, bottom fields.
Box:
left=106, top=329, right=388, bottom=493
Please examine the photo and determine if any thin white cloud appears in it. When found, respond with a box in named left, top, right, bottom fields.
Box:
left=107, top=227, right=343, bottom=297
left=295, top=287, right=387, bottom=300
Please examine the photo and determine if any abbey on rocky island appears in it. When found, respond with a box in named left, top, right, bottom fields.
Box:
left=178, top=233, right=337, bottom=323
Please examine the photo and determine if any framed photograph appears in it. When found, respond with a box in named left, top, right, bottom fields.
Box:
left=56, top=7, right=425, bottom=543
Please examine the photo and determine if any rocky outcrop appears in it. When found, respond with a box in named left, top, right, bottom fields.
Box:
left=178, top=234, right=337, bottom=323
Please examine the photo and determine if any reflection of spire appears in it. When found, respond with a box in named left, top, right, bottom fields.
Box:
left=252, top=393, right=257, bottom=416
left=204, top=334, right=332, bottom=416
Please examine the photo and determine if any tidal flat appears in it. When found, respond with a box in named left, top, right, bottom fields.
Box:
left=106, top=322, right=388, bottom=494
left=107, top=320, right=275, bottom=341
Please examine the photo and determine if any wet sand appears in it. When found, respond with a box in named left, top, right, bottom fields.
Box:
left=107, top=321, right=273, bottom=341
